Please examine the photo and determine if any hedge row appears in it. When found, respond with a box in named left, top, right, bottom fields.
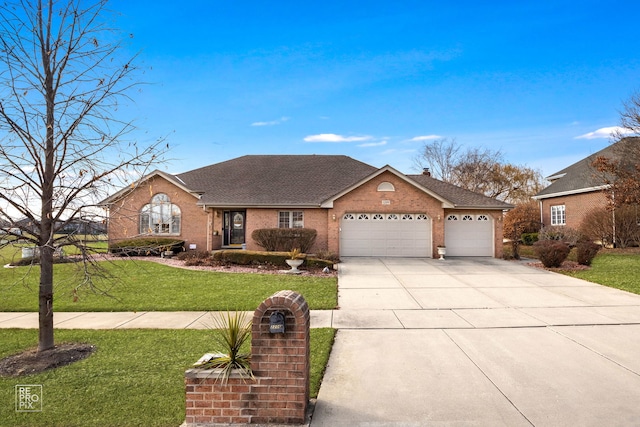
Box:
left=212, top=250, right=333, bottom=269
left=108, top=237, right=185, bottom=256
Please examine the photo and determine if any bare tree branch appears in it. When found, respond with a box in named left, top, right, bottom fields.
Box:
left=0, top=0, right=167, bottom=351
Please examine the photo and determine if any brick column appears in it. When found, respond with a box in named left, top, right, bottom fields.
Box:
left=184, top=290, right=310, bottom=425
left=251, top=290, right=310, bottom=424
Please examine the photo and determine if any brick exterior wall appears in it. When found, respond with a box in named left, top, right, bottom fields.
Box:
left=539, top=191, right=607, bottom=230
left=184, top=290, right=310, bottom=426
left=245, top=208, right=328, bottom=254
left=106, top=175, right=211, bottom=251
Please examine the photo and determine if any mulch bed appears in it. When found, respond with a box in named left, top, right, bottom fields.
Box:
left=0, top=343, right=95, bottom=378
left=526, top=260, right=592, bottom=272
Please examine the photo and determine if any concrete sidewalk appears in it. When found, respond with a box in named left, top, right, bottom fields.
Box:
left=311, top=257, right=640, bottom=426
left=0, top=310, right=335, bottom=330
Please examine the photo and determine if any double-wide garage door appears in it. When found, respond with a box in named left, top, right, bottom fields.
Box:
left=340, top=213, right=431, bottom=257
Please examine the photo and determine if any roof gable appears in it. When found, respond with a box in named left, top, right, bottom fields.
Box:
left=100, top=170, right=200, bottom=205
left=320, top=165, right=454, bottom=208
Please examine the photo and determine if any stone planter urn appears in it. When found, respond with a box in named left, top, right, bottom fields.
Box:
left=285, top=258, right=304, bottom=274
left=437, top=246, right=446, bottom=260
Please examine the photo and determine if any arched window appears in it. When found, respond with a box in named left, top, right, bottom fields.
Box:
left=377, top=182, right=395, bottom=192
left=139, top=193, right=181, bottom=235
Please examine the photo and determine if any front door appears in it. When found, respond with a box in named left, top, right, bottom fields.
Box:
left=223, top=210, right=246, bottom=246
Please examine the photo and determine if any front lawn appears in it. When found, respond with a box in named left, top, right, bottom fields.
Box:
left=0, top=260, right=338, bottom=311
left=506, top=244, right=640, bottom=295
left=0, top=328, right=336, bottom=427
left=561, top=251, right=640, bottom=294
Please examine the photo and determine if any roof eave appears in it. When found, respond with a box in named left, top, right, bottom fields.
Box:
left=532, top=185, right=609, bottom=200
left=198, top=202, right=322, bottom=209
left=449, top=204, right=514, bottom=210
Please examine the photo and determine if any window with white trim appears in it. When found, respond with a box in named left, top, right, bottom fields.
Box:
left=139, top=193, right=181, bottom=235
left=279, top=211, right=304, bottom=228
left=377, top=182, right=395, bottom=192
left=551, top=205, right=566, bottom=226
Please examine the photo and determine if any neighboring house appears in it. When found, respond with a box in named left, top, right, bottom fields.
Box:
left=101, top=155, right=513, bottom=258
left=533, top=138, right=638, bottom=229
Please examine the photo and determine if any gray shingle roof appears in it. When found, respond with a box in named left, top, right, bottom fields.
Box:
left=407, top=174, right=513, bottom=209
left=176, top=155, right=377, bottom=206
left=534, top=137, right=639, bottom=198
left=102, top=155, right=513, bottom=209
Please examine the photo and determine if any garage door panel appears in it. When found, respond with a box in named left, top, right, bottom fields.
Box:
left=445, top=214, right=493, bottom=256
left=340, top=213, right=431, bottom=257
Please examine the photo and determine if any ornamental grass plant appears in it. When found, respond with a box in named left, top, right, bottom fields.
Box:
left=194, top=311, right=253, bottom=384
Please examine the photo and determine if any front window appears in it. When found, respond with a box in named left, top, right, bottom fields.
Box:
left=551, top=205, right=566, bottom=226
left=279, top=211, right=304, bottom=228
left=139, top=193, right=181, bottom=234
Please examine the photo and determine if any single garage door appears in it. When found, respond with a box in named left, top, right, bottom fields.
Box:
left=444, top=214, right=493, bottom=256
left=340, top=213, right=431, bottom=257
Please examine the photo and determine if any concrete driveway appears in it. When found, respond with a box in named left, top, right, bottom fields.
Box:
left=311, top=257, right=640, bottom=426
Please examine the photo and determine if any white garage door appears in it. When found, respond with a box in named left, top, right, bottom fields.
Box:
left=444, top=214, right=493, bottom=256
left=340, top=213, right=432, bottom=257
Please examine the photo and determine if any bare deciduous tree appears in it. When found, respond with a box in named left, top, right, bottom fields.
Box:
left=414, top=138, right=543, bottom=204
left=592, top=91, right=640, bottom=208
left=412, top=137, right=461, bottom=182
left=0, top=0, right=166, bottom=351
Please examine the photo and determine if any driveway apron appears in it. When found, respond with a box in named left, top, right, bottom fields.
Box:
left=311, top=257, right=640, bottom=426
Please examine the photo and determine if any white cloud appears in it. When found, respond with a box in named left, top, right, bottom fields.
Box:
left=358, top=141, right=387, bottom=148
left=251, top=116, right=290, bottom=127
left=303, top=133, right=372, bottom=143
left=408, top=135, right=442, bottom=142
left=574, top=126, right=630, bottom=140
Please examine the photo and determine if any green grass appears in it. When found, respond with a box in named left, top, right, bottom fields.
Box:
left=0, top=328, right=336, bottom=427
left=561, top=252, right=640, bottom=294
left=0, top=260, right=338, bottom=311
left=505, top=244, right=640, bottom=295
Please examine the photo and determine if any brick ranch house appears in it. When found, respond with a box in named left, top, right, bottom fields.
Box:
left=101, top=155, right=513, bottom=258
left=532, top=137, right=638, bottom=229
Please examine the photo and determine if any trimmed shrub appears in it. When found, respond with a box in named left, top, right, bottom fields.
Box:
left=521, top=233, right=539, bottom=246
left=211, top=250, right=334, bottom=269
left=251, top=228, right=317, bottom=252
left=533, top=240, right=570, bottom=268
left=109, top=237, right=184, bottom=256
left=576, top=241, right=601, bottom=266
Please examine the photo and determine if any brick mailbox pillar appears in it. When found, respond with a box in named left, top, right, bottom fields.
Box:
left=184, top=290, right=310, bottom=425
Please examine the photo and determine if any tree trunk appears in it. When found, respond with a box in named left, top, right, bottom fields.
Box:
left=39, top=0, right=56, bottom=352
left=38, top=243, right=55, bottom=351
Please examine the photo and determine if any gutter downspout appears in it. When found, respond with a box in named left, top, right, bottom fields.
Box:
left=538, top=200, right=544, bottom=226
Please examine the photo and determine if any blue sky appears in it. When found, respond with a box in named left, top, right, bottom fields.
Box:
left=111, top=0, right=640, bottom=178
